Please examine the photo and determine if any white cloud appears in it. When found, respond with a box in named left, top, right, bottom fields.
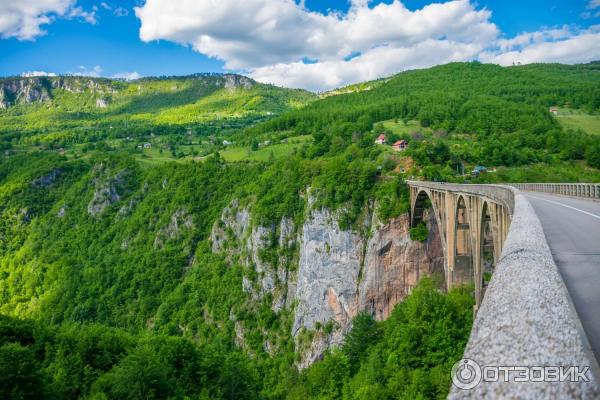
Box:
left=0, top=0, right=97, bottom=40
left=72, top=65, right=104, bottom=77
left=112, top=71, right=141, bottom=80
left=114, top=7, right=129, bottom=17
left=130, top=0, right=600, bottom=91
left=21, top=71, right=57, bottom=77
left=135, top=0, right=501, bottom=90
left=587, top=0, right=600, bottom=9
left=68, top=6, right=97, bottom=24
left=481, top=26, right=600, bottom=66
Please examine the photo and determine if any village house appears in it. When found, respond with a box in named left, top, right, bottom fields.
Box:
left=392, top=140, right=408, bottom=152
left=549, top=107, right=559, bottom=115
left=375, top=134, right=386, bottom=145
left=143, top=143, right=152, bottom=149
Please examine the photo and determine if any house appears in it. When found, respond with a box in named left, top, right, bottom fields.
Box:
left=549, top=107, right=559, bottom=115
left=375, top=134, right=386, bottom=145
left=143, top=143, right=152, bottom=149
left=222, top=140, right=232, bottom=146
left=471, top=165, right=487, bottom=177
left=392, top=140, right=408, bottom=151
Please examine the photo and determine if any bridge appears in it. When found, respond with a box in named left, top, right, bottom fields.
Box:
left=407, top=181, right=600, bottom=398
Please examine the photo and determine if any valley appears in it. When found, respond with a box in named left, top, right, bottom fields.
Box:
left=1, top=61, right=600, bottom=399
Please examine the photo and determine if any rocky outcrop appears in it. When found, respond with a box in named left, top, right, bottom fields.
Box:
left=292, top=207, right=363, bottom=366
left=210, top=200, right=296, bottom=310
left=0, top=77, right=115, bottom=108
left=211, top=197, right=444, bottom=368
left=222, top=74, right=254, bottom=90
left=291, top=207, right=443, bottom=367
left=154, top=208, right=195, bottom=249
left=32, top=169, right=63, bottom=188
left=359, top=213, right=444, bottom=321
left=0, top=78, right=51, bottom=108
left=87, top=165, right=132, bottom=217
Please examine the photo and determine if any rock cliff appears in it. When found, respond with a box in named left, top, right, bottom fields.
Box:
left=210, top=197, right=444, bottom=367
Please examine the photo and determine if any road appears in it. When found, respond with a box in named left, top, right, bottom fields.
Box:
left=523, top=192, right=600, bottom=364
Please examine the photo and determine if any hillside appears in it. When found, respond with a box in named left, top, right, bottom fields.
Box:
left=0, top=74, right=316, bottom=149
left=243, top=62, right=600, bottom=180
left=1, top=62, right=600, bottom=399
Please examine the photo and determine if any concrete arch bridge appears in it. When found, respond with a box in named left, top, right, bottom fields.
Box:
left=408, top=181, right=513, bottom=309
left=406, top=181, right=600, bottom=397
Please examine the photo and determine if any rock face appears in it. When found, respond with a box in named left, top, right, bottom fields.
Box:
left=154, top=208, right=195, bottom=249
left=292, top=207, right=363, bottom=363
left=222, top=74, right=254, bottom=90
left=210, top=200, right=295, bottom=309
left=0, top=78, right=51, bottom=108
left=292, top=207, right=443, bottom=368
left=210, top=198, right=444, bottom=368
left=32, top=169, right=63, bottom=188
left=87, top=165, right=132, bottom=217
left=359, top=213, right=444, bottom=321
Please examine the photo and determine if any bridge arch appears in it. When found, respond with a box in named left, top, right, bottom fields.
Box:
left=479, top=201, right=497, bottom=300
left=453, top=195, right=474, bottom=287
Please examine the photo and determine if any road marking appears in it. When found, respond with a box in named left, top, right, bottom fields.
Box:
left=527, top=195, right=600, bottom=221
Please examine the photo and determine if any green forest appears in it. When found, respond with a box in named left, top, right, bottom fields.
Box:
left=1, top=62, right=599, bottom=399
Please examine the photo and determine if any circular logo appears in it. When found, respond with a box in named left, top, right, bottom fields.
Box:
left=451, top=358, right=482, bottom=390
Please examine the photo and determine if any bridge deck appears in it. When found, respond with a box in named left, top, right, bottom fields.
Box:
left=524, top=192, right=600, bottom=364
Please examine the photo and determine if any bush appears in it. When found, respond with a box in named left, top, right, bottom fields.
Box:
left=410, top=222, right=429, bottom=242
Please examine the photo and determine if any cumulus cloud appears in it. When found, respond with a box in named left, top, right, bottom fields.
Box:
left=21, top=71, right=58, bottom=77
left=112, top=71, right=141, bottom=80
left=480, top=25, right=600, bottom=66
left=72, top=65, right=104, bottom=77
left=0, top=0, right=97, bottom=40
left=134, top=0, right=600, bottom=91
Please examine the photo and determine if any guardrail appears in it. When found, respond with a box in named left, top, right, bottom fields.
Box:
left=512, top=183, right=600, bottom=200
left=407, top=181, right=516, bottom=213
left=442, top=186, right=600, bottom=398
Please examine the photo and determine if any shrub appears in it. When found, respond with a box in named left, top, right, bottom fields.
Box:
left=410, top=223, right=429, bottom=242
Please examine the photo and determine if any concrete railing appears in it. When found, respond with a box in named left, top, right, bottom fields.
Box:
left=513, top=183, right=600, bottom=200
left=407, top=181, right=515, bottom=214
left=449, top=187, right=599, bottom=398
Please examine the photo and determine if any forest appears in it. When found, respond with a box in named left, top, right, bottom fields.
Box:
left=0, top=61, right=599, bottom=399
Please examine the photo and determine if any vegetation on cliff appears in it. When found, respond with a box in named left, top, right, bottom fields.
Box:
left=0, top=62, right=599, bottom=398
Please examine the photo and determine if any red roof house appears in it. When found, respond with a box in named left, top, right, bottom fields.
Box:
left=392, top=140, right=408, bottom=151
left=375, top=134, right=386, bottom=145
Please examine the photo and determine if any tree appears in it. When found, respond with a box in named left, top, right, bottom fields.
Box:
left=0, top=343, right=44, bottom=400
left=586, top=143, right=600, bottom=169
left=410, top=223, right=429, bottom=242
left=343, top=312, right=382, bottom=373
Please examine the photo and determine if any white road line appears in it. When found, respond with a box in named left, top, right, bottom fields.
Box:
left=527, top=195, right=600, bottom=221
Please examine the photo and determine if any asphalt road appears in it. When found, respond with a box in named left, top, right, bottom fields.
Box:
left=523, top=192, right=600, bottom=364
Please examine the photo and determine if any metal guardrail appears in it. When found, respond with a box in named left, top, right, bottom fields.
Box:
left=512, top=183, right=600, bottom=200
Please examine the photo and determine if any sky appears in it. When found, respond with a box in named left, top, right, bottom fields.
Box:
left=1, top=0, right=599, bottom=91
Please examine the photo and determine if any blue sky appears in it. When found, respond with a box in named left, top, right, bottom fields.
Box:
left=1, top=0, right=599, bottom=90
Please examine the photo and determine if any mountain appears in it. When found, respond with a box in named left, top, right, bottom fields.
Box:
left=1, top=62, right=599, bottom=399
left=0, top=73, right=316, bottom=143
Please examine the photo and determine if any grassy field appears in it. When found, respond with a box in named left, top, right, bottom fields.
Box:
left=379, top=119, right=431, bottom=136
left=556, top=108, right=600, bottom=135
left=219, top=135, right=313, bottom=162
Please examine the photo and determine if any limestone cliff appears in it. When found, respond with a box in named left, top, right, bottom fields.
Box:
left=0, top=76, right=116, bottom=108
left=210, top=198, right=443, bottom=368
